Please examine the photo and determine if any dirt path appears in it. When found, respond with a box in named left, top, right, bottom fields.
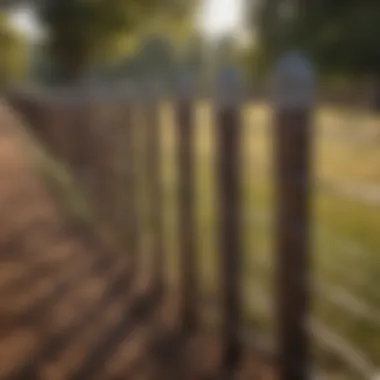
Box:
left=0, top=103, right=158, bottom=380
left=0, top=103, right=274, bottom=380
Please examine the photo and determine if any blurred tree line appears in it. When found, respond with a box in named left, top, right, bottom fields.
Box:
left=2, top=0, right=198, bottom=85
left=1, top=0, right=250, bottom=90
left=250, top=0, right=380, bottom=108
left=3, top=0, right=380, bottom=102
left=38, top=0, right=196, bottom=83
left=254, top=0, right=380, bottom=75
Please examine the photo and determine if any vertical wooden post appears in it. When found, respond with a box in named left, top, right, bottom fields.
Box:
left=71, top=94, right=84, bottom=168
left=133, top=81, right=151, bottom=280
left=123, top=88, right=139, bottom=276
left=72, top=95, right=91, bottom=188
left=272, top=52, right=316, bottom=380
left=146, top=80, right=165, bottom=297
left=177, top=72, right=197, bottom=334
left=216, top=67, right=243, bottom=377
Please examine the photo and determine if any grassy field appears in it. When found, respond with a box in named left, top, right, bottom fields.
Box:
left=157, top=102, right=380, bottom=378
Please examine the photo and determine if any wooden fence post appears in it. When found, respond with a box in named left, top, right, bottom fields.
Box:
left=133, top=81, right=152, bottom=282
left=123, top=88, right=139, bottom=276
left=145, top=80, right=165, bottom=297
left=272, top=52, right=316, bottom=380
left=216, top=67, right=244, bottom=377
left=176, top=72, right=198, bottom=334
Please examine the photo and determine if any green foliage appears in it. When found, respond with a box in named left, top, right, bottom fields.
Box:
left=0, top=11, right=29, bottom=89
left=137, top=35, right=178, bottom=80
left=36, top=0, right=195, bottom=82
left=255, top=0, right=380, bottom=77
left=181, top=34, right=208, bottom=90
left=113, top=31, right=207, bottom=90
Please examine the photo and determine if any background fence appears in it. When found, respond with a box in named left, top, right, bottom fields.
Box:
left=9, top=54, right=380, bottom=380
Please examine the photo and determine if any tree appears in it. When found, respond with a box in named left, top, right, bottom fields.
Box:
left=33, top=0, right=194, bottom=83
left=254, top=0, right=380, bottom=108
left=0, top=11, right=29, bottom=90
left=181, top=34, right=208, bottom=91
left=255, top=0, right=380, bottom=76
left=135, top=35, right=178, bottom=83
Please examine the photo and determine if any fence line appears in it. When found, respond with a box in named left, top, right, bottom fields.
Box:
left=8, top=53, right=378, bottom=380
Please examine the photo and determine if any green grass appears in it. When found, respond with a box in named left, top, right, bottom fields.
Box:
left=158, top=102, right=380, bottom=376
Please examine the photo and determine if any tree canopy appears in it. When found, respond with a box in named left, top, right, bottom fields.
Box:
left=30, top=0, right=195, bottom=82
left=255, top=0, right=380, bottom=78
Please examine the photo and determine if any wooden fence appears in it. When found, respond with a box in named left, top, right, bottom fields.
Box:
left=8, top=53, right=379, bottom=380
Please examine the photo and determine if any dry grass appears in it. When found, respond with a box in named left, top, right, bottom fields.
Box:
left=159, top=102, right=380, bottom=375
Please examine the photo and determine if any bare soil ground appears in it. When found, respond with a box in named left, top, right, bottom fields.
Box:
left=0, top=103, right=274, bottom=380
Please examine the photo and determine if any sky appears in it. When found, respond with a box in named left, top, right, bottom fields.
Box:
left=10, top=7, right=43, bottom=41
left=10, top=0, right=246, bottom=41
left=197, top=0, right=245, bottom=38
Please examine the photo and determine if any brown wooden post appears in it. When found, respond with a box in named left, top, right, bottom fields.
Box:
left=136, top=81, right=158, bottom=282
left=145, top=81, right=165, bottom=297
left=176, top=73, right=197, bottom=334
left=133, top=82, right=151, bottom=279
left=272, top=52, right=316, bottom=380
left=216, top=67, right=244, bottom=377
left=123, top=88, right=139, bottom=276
left=71, top=93, right=89, bottom=184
